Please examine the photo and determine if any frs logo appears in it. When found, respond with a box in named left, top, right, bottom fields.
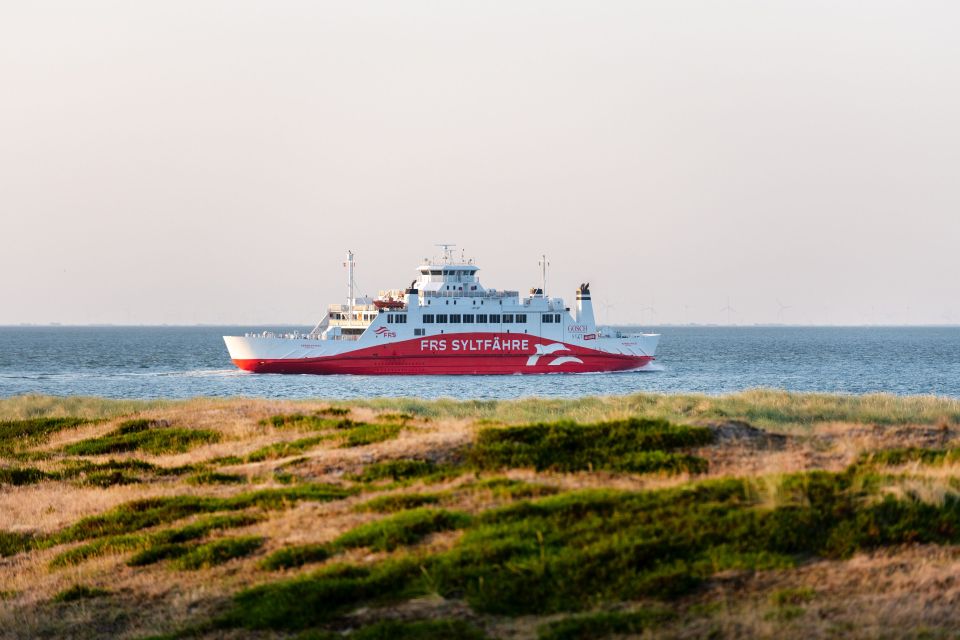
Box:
left=375, top=327, right=397, bottom=338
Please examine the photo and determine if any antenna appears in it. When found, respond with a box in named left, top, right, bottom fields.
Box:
left=538, top=254, right=550, bottom=296
left=435, top=244, right=456, bottom=264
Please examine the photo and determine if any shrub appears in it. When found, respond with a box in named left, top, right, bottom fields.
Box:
left=0, top=466, right=52, bottom=486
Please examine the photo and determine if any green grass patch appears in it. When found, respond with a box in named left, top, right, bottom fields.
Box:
left=220, top=558, right=422, bottom=629
left=53, top=584, right=111, bottom=602
left=0, top=417, right=91, bottom=447
left=52, top=513, right=262, bottom=567
left=858, top=447, right=960, bottom=467
left=339, top=423, right=403, bottom=447
left=0, top=530, right=36, bottom=557
left=349, top=459, right=464, bottom=484
left=0, top=466, right=52, bottom=485
left=537, top=608, right=674, bottom=640
left=261, top=543, right=332, bottom=571
left=298, top=618, right=487, bottom=640
left=463, top=477, right=560, bottom=500
left=63, top=419, right=220, bottom=456
left=53, top=484, right=353, bottom=543
left=334, top=508, right=471, bottom=552
left=213, top=469, right=960, bottom=631
left=245, top=435, right=329, bottom=462
left=262, top=414, right=352, bottom=430
left=770, top=586, right=816, bottom=607
left=172, top=536, right=264, bottom=570
left=355, top=493, right=444, bottom=513
left=186, top=470, right=246, bottom=485
left=470, top=418, right=712, bottom=474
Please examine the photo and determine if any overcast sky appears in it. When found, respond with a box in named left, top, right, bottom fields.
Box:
left=2, top=1, right=958, bottom=326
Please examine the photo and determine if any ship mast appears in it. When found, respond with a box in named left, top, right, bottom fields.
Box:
left=539, top=254, right=549, bottom=296
left=435, top=243, right=456, bottom=264
left=344, top=250, right=355, bottom=312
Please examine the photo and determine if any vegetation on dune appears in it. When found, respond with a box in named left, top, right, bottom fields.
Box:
left=171, top=536, right=265, bottom=570
left=0, top=458, right=199, bottom=487
left=349, top=458, right=463, bottom=484
left=333, top=508, right=471, bottom=552
left=52, top=513, right=263, bottom=567
left=52, top=584, right=111, bottom=602
left=461, top=477, right=560, bottom=500
left=51, top=484, right=354, bottom=545
left=298, top=618, right=488, bottom=640
left=857, top=447, right=960, bottom=467
left=260, top=543, right=332, bottom=571
left=355, top=492, right=444, bottom=513
left=244, top=435, right=330, bottom=462
left=0, top=530, right=36, bottom=557
left=63, top=419, right=220, bottom=456
left=214, top=469, right=960, bottom=631
left=536, top=608, right=674, bottom=640
left=0, top=416, right=92, bottom=446
left=339, top=422, right=403, bottom=447
left=470, top=418, right=712, bottom=474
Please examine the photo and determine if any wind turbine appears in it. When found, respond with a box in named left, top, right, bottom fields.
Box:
left=720, top=297, right=737, bottom=325
left=776, top=299, right=792, bottom=323
left=600, top=298, right=615, bottom=325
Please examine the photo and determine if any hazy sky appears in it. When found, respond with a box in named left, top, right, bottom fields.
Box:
left=2, top=1, right=958, bottom=326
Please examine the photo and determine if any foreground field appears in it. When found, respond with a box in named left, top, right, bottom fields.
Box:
left=2, top=390, right=960, bottom=639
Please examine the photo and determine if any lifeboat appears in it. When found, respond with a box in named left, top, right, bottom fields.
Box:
left=373, top=299, right=405, bottom=310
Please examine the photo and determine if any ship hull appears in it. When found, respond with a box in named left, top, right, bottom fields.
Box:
left=225, top=333, right=657, bottom=376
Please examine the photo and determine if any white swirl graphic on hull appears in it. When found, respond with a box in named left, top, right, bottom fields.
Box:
left=526, top=343, right=584, bottom=367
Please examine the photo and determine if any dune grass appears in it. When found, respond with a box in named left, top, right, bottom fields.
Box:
left=537, top=608, right=674, bottom=640
left=52, top=513, right=263, bottom=567
left=470, top=418, right=712, bottom=474
left=52, top=584, right=111, bottom=603
left=171, top=536, right=265, bottom=570
left=354, top=492, right=444, bottom=513
left=333, top=508, right=471, bottom=552
left=260, top=543, right=332, bottom=571
left=63, top=419, right=220, bottom=456
left=298, top=618, right=488, bottom=640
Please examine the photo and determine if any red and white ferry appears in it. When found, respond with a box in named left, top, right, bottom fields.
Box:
left=224, top=247, right=659, bottom=375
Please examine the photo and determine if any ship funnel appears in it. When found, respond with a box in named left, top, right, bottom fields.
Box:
left=575, top=283, right=595, bottom=328
left=405, top=280, right=419, bottom=310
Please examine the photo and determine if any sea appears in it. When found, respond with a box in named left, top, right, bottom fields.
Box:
left=1, top=326, right=958, bottom=400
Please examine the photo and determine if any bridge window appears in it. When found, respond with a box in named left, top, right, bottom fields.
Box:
left=423, top=314, right=435, bottom=323
left=543, top=314, right=553, bottom=323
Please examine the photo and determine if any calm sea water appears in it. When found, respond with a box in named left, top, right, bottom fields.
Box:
left=0, top=326, right=958, bottom=399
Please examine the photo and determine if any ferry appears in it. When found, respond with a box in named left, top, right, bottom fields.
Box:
left=223, top=247, right=659, bottom=375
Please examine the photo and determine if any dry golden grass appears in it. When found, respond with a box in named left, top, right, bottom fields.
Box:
left=3, top=394, right=960, bottom=639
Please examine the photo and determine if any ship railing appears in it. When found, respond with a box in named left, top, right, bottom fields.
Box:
left=421, top=290, right=518, bottom=299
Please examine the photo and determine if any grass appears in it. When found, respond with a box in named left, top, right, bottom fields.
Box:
left=298, top=618, right=488, bottom=639
left=333, top=508, right=472, bottom=552
left=470, top=418, right=712, bottom=474
left=213, top=468, right=960, bottom=631
left=355, top=493, right=444, bottom=513
left=171, top=536, right=265, bottom=570
left=261, top=543, right=332, bottom=571
left=244, top=435, right=330, bottom=462
left=858, top=447, right=960, bottom=467
left=52, top=584, right=111, bottom=602
left=51, top=484, right=354, bottom=544
left=52, top=513, right=262, bottom=567
left=349, top=458, right=464, bottom=485
left=63, top=419, right=220, bottom=456
left=339, top=422, right=403, bottom=447
left=537, top=608, right=674, bottom=640
left=0, top=416, right=91, bottom=446
left=0, top=530, right=36, bottom=557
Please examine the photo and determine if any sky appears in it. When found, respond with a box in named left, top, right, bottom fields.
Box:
left=2, top=1, right=958, bottom=326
